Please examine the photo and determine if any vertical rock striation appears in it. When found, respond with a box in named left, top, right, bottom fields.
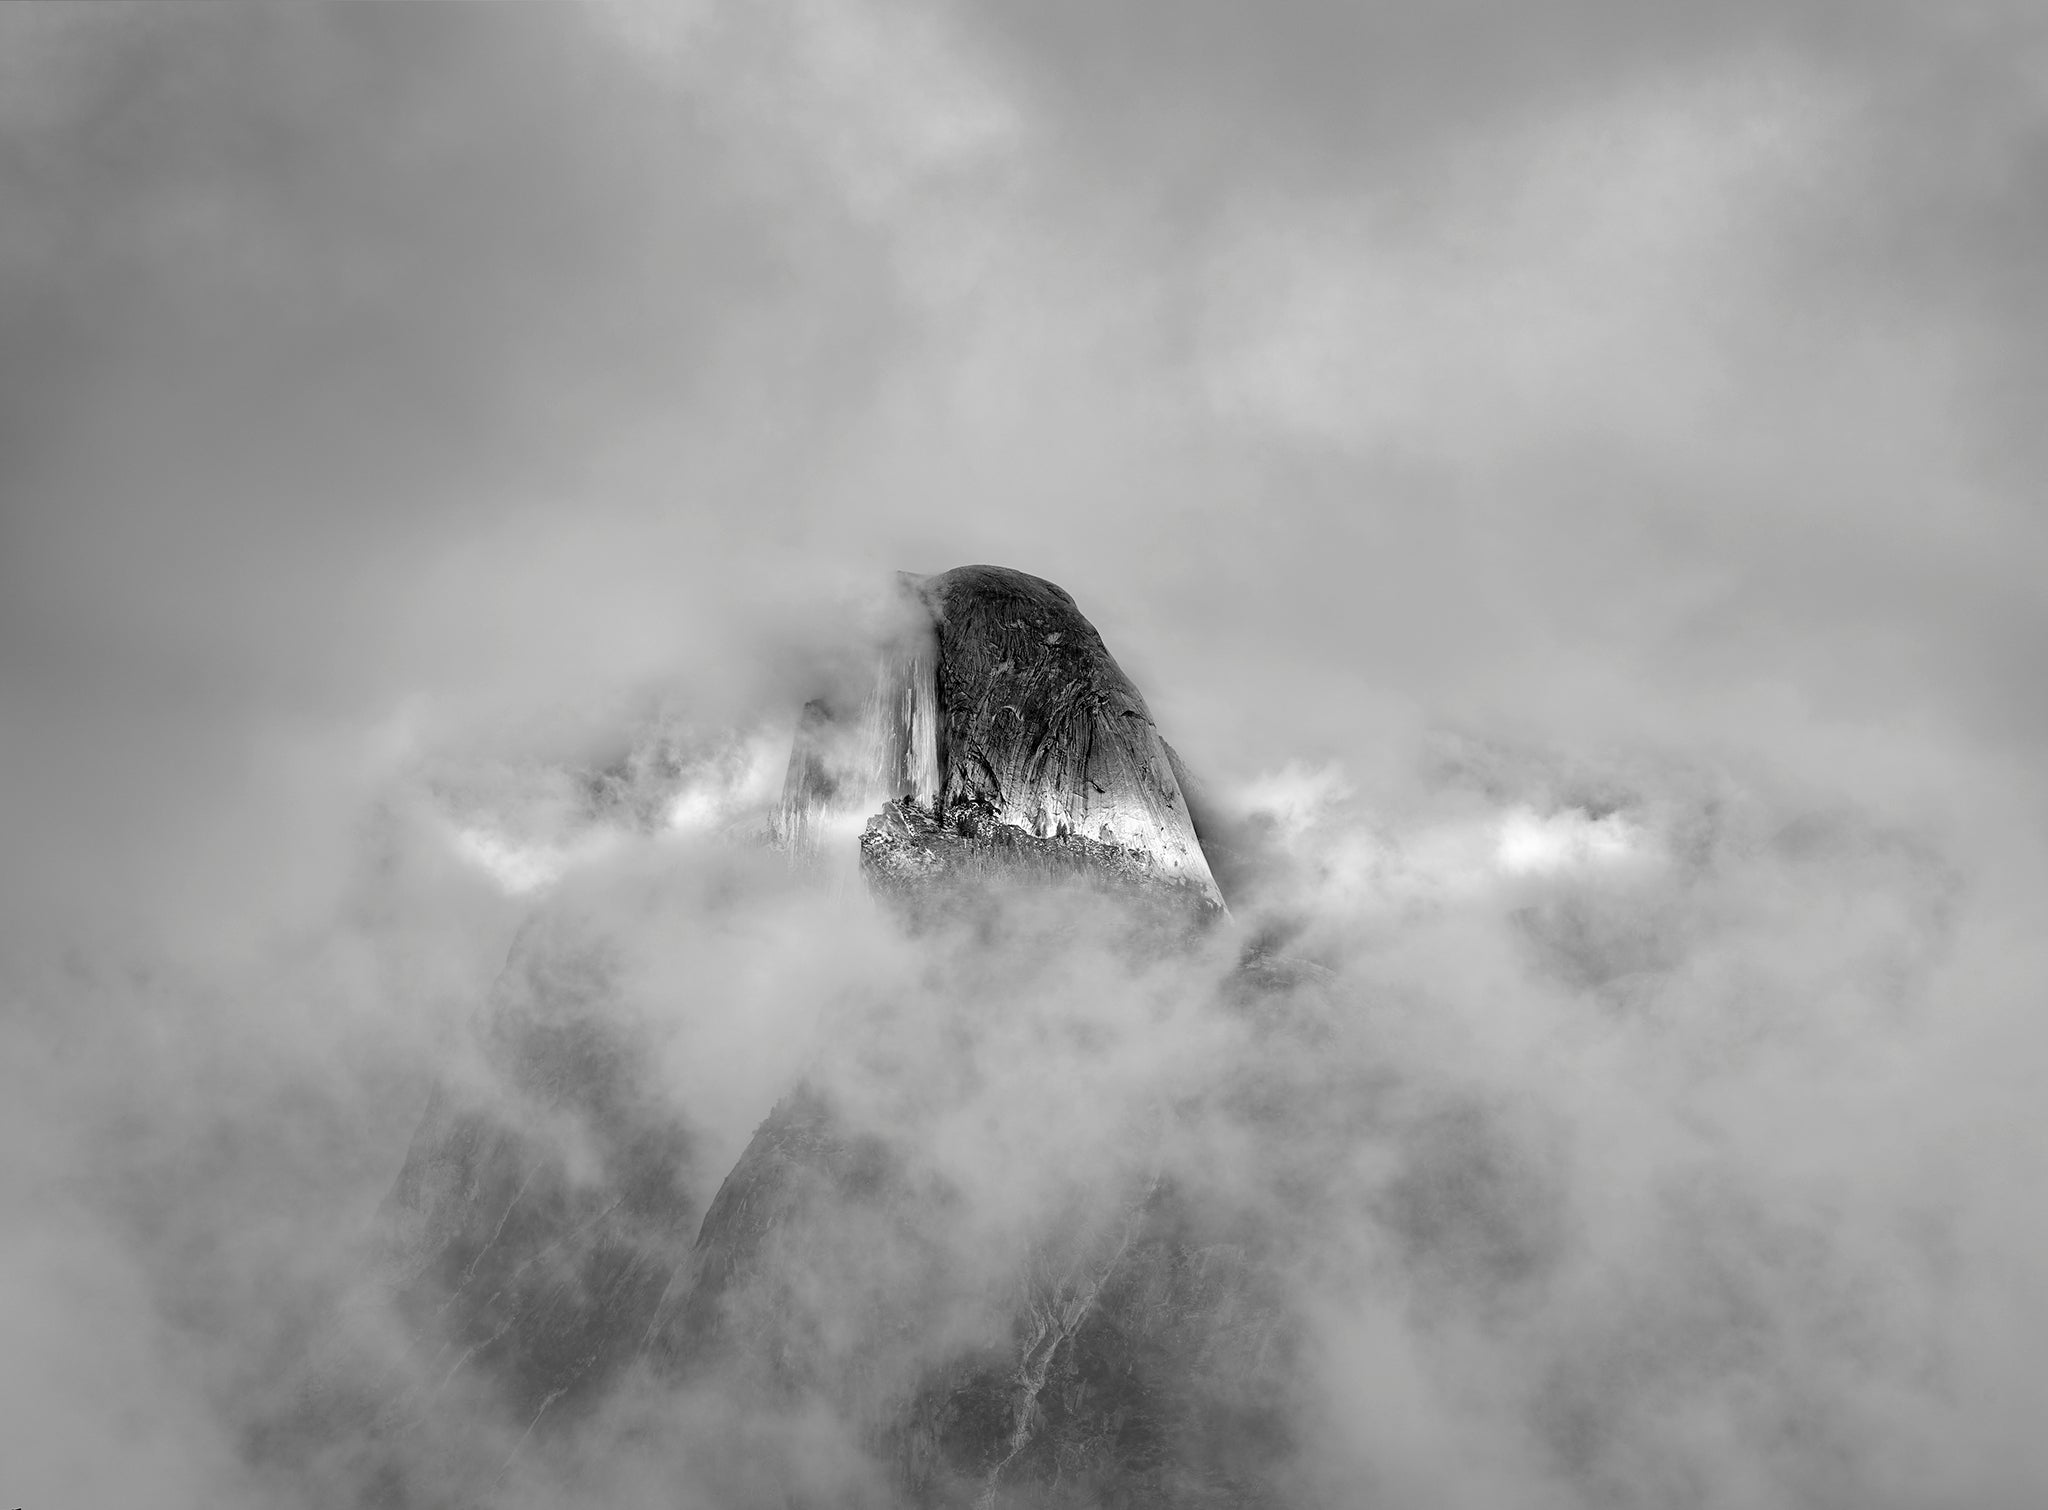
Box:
left=783, top=565, right=1224, bottom=915
left=916, top=565, right=1220, bottom=906
left=777, top=572, right=941, bottom=862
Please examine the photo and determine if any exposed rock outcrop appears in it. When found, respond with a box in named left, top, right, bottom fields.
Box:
left=916, top=566, right=1221, bottom=906
left=332, top=564, right=1296, bottom=1507
left=780, top=566, right=1223, bottom=911
left=646, top=568, right=1289, bottom=1505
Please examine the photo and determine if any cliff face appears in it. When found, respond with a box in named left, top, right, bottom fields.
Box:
left=375, top=916, right=705, bottom=1421
left=330, top=565, right=1294, bottom=1507
left=776, top=572, right=941, bottom=862
left=650, top=569, right=1287, bottom=1505
left=917, top=566, right=1221, bottom=907
left=781, top=566, right=1222, bottom=913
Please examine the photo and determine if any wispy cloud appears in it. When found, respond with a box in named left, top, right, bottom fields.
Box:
left=3, top=2, right=2046, bottom=1504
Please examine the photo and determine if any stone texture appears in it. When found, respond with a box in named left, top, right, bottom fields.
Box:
left=919, top=566, right=1222, bottom=907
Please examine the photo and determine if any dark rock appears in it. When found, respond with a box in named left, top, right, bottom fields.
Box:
left=887, top=1175, right=1301, bottom=1509
left=780, top=566, right=1223, bottom=910
left=371, top=914, right=706, bottom=1429
left=918, top=566, right=1222, bottom=907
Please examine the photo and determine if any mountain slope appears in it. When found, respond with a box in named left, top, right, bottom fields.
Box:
left=343, top=564, right=1292, bottom=1506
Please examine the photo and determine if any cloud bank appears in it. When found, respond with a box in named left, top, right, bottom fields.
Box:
left=3, top=2, right=2046, bottom=1505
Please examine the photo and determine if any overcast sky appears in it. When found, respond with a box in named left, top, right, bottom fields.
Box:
left=6, top=1, right=2047, bottom=901
left=4, top=3, right=2048, bottom=1504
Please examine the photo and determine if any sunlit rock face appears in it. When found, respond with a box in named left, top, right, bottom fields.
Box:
left=782, top=565, right=1224, bottom=913
left=859, top=797, right=1225, bottom=940
left=918, top=565, right=1222, bottom=907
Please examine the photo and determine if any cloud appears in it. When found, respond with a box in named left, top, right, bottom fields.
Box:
left=3, top=1, right=2047, bottom=1505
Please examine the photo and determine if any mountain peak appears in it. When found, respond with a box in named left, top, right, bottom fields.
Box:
left=782, top=564, right=1224, bottom=910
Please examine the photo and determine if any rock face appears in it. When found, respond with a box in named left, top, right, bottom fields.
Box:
left=341, top=565, right=1295, bottom=1507
left=776, top=571, right=941, bottom=862
left=649, top=569, right=1288, bottom=1505
left=375, top=916, right=705, bottom=1424
left=781, top=566, right=1222, bottom=912
left=916, top=566, right=1221, bottom=907
left=859, top=797, right=1220, bottom=935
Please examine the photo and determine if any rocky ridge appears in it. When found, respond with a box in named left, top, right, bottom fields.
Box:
left=307, top=565, right=1299, bottom=1507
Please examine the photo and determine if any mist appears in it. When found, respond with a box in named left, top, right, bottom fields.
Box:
left=3, top=2, right=2046, bottom=1506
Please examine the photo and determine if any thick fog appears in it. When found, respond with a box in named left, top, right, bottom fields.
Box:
left=3, top=3, right=2047, bottom=1506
